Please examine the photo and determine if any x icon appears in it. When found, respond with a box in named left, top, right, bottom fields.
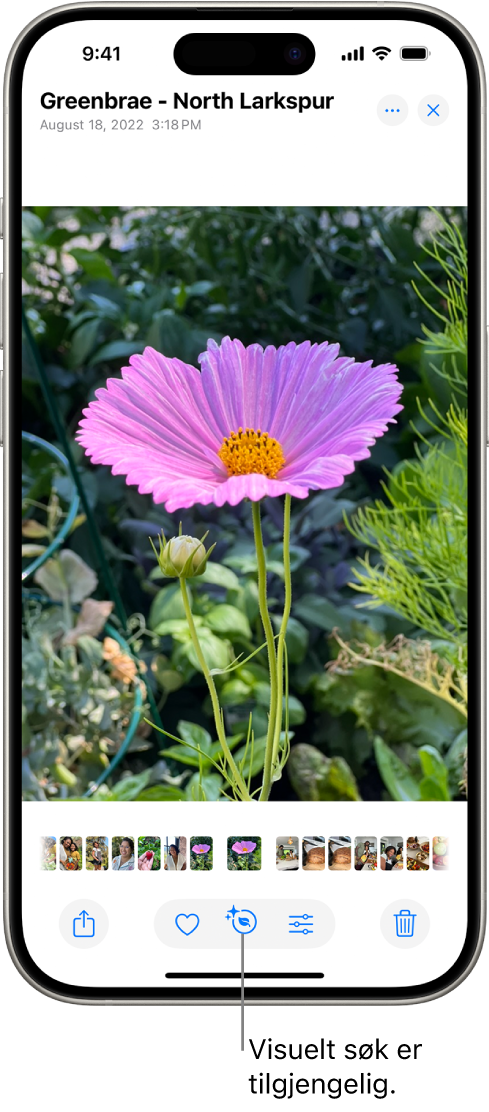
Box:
left=427, top=103, right=440, bottom=117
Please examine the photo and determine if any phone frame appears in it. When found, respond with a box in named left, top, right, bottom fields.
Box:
left=3, top=1, right=486, bottom=1006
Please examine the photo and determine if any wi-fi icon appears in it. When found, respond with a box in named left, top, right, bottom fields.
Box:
left=373, top=46, right=391, bottom=61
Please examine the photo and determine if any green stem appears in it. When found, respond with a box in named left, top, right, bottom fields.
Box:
left=179, top=578, right=251, bottom=801
left=251, top=500, right=279, bottom=802
left=270, top=494, right=293, bottom=772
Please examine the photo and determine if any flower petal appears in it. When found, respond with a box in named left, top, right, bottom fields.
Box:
left=77, top=337, right=403, bottom=510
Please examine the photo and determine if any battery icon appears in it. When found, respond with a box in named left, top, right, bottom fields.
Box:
left=400, top=47, right=430, bottom=60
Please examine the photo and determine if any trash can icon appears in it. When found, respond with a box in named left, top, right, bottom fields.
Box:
left=394, top=909, right=416, bottom=938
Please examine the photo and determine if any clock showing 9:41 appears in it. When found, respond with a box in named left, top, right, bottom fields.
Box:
left=83, top=47, right=120, bottom=61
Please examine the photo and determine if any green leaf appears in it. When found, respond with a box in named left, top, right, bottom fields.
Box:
left=52, top=763, right=77, bottom=788
left=178, top=720, right=213, bottom=754
left=22, top=544, right=47, bottom=557
left=445, top=728, right=467, bottom=795
left=155, top=618, right=202, bottom=638
left=91, top=340, right=144, bottom=364
left=220, top=678, right=252, bottom=706
left=136, top=785, right=186, bottom=802
left=151, top=656, right=184, bottom=693
left=149, top=584, right=188, bottom=631
left=87, top=294, right=122, bottom=319
left=373, top=736, right=421, bottom=801
left=242, top=580, right=260, bottom=623
left=206, top=604, right=251, bottom=640
left=159, top=746, right=201, bottom=769
left=271, top=615, right=308, bottom=664
left=233, top=733, right=268, bottom=779
left=68, top=318, right=101, bottom=367
left=198, top=562, right=240, bottom=590
left=287, top=743, right=361, bottom=801
left=109, top=770, right=152, bottom=800
left=286, top=695, right=307, bottom=725
left=174, top=628, right=233, bottom=674
left=293, top=595, right=349, bottom=631
left=185, top=773, right=224, bottom=801
left=34, top=549, right=98, bottom=604
left=22, top=211, right=45, bottom=242
left=419, top=778, right=449, bottom=801
left=70, top=248, right=114, bottom=281
left=418, top=745, right=450, bottom=800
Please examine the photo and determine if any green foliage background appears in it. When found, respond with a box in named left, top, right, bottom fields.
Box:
left=21, top=205, right=468, bottom=804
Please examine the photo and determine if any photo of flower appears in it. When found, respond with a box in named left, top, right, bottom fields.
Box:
left=21, top=205, right=468, bottom=805
left=77, top=337, right=402, bottom=511
left=190, top=837, right=213, bottom=870
left=227, top=836, right=261, bottom=870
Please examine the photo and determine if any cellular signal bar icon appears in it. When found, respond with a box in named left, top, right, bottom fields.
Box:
left=342, top=46, right=364, bottom=61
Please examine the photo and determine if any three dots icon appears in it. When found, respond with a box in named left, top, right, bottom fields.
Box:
left=377, top=95, right=408, bottom=125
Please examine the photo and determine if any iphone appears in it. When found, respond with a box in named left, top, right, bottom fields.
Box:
left=4, top=3, right=485, bottom=1003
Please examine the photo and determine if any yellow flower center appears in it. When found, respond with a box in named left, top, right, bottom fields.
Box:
left=218, top=427, right=286, bottom=479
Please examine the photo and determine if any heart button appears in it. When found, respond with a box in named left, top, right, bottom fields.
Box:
left=175, top=913, right=200, bottom=936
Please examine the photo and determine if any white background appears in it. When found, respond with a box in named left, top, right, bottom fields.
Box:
left=2, top=3, right=487, bottom=1111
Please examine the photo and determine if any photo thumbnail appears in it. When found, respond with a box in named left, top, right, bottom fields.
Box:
left=354, top=838, right=377, bottom=871
left=302, top=836, right=325, bottom=871
left=164, top=836, right=187, bottom=871
left=433, top=837, right=449, bottom=870
left=276, top=837, right=299, bottom=871
left=406, top=836, right=430, bottom=871
left=380, top=837, right=403, bottom=870
left=328, top=836, right=351, bottom=870
left=59, top=836, right=82, bottom=871
left=227, top=837, right=262, bottom=871
left=190, top=837, right=213, bottom=871
left=86, top=836, right=108, bottom=871
left=112, top=836, right=135, bottom=871
left=138, top=836, right=161, bottom=870
left=40, top=836, right=56, bottom=871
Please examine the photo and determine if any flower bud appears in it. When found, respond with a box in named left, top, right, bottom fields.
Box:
left=151, top=531, right=214, bottom=578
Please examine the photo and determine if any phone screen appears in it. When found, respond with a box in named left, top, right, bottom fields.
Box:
left=8, top=6, right=483, bottom=1003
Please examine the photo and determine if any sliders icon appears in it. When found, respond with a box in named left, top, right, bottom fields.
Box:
left=289, top=913, right=314, bottom=935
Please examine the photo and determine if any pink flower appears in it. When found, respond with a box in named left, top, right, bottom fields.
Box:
left=77, top=337, right=403, bottom=511
left=232, top=841, right=257, bottom=854
left=192, top=844, right=210, bottom=854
